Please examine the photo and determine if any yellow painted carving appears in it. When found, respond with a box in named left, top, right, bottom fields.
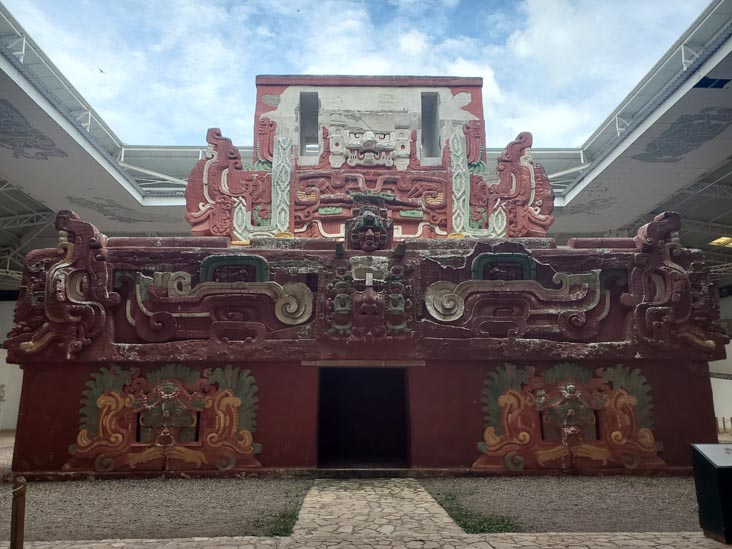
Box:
left=572, top=444, right=610, bottom=465
left=18, top=324, right=54, bottom=353
left=537, top=445, right=570, bottom=465
left=483, top=426, right=500, bottom=446
left=637, top=428, right=656, bottom=449
left=166, top=446, right=208, bottom=467
left=126, top=447, right=164, bottom=468
left=610, top=430, right=627, bottom=445
left=424, top=192, right=445, bottom=205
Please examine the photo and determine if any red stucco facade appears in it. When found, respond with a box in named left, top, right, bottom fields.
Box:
left=4, top=76, right=727, bottom=476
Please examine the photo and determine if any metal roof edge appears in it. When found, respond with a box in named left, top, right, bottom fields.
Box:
left=560, top=2, right=732, bottom=202
left=0, top=41, right=146, bottom=202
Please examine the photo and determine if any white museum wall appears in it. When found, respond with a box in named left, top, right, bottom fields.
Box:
left=0, top=300, right=21, bottom=430
left=711, top=293, right=732, bottom=431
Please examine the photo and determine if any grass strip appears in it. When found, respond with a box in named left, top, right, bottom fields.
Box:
left=431, top=492, right=522, bottom=534
left=261, top=506, right=301, bottom=536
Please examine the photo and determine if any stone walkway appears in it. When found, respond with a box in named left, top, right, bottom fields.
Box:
left=293, top=478, right=464, bottom=539
left=1, top=478, right=726, bottom=548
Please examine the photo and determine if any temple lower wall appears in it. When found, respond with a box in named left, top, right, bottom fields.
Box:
left=11, top=359, right=718, bottom=474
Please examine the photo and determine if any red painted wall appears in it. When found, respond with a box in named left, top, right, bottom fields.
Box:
left=12, top=359, right=716, bottom=473
left=12, top=362, right=319, bottom=473
left=251, top=364, right=318, bottom=467
left=407, top=363, right=486, bottom=467
left=407, top=360, right=718, bottom=469
left=13, top=363, right=90, bottom=472
left=639, top=360, right=717, bottom=466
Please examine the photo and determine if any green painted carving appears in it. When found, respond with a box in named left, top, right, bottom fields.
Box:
left=602, top=365, right=655, bottom=429
left=251, top=159, right=273, bottom=171
left=207, top=365, right=260, bottom=450
left=318, top=206, right=343, bottom=216
left=469, top=210, right=487, bottom=229
left=146, top=363, right=201, bottom=387
left=132, top=377, right=206, bottom=444
left=333, top=293, right=353, bottom=314
left=541, top=362, right=592, bottom=385
left=471, top=253, right=537, bottom=280
left=386, top=293, right=410, bottom=333
left=79, top=365, right=134, bottom=438
left=399, top=209, right=424, bottom=218
left=468, top=160, right=489, bottom=174
left=350, top=191, right=396, bottom=202
left=481, top=365, right=531, bottom=437
left=505, top=451, right=525, bottom=471
left=199, top=255, right=270, bottom=282
left=252, top=204, right=269, bottom=226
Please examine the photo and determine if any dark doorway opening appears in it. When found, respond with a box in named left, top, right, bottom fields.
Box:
left=318, top=367, right=408, bottom=468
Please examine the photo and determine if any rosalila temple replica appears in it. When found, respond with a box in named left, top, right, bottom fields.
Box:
left=4, top=76, right=729, bottom=476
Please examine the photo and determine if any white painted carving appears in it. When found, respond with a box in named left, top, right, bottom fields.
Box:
left=272, top=136, right=292, bottom=234
left=449, top=129, right=468, bottom=234
left=329, top=124, right=346, bottom=169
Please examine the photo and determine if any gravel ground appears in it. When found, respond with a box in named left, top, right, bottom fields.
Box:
left=0, top=477, right=313, bottom=541
left=420, top=476, right=701, bottom=533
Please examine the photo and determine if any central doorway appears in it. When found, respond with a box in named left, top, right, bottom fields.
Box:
left=318, top=367, right=408, bottom=467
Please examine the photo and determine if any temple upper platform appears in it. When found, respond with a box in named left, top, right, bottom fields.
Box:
left=185, top=75, right=553, bottom=242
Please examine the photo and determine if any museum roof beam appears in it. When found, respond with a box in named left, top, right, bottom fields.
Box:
left=677, top=179, right=732, bottom=201
left=0, top=4, right=122, bottom=156
left=0, top=217, right=53, bottom=283
left=708, top=262, right=732, bottom=280
left=0, top=211, right=54, bottom=231
left=560, top=0, right=732, bottom=202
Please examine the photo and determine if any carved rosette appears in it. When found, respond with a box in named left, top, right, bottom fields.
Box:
left=64, top=364, right=262, bottom=472
left=620, top=212, right=728, bottom=354
left=474, top=363, right=664, bottom=471
left=5, top=211, right=120, bottom=359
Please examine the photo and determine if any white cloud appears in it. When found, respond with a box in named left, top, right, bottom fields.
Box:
left=399, top=30, right=429, bottom=56
left=1, top=0, right=712, bottom=149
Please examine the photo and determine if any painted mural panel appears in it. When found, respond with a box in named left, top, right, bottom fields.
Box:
left=64, top=364, right=262, bottom=472
left=474, top=362, right=664, bottom=471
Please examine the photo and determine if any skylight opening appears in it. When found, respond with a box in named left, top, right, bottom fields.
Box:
left=709, top=236, right=732, bottom=247
left=300, top=92, right=319, bottom=156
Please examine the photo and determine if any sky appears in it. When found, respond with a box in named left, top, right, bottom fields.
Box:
left=4, top=0, right=712, bottom=148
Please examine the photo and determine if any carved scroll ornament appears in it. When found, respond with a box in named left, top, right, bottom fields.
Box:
left=424, top=270, right=611, bottom=341
left=185, top=128, right=274, bottom=240
left=119, top=263, right=313, bottom=345
left=467, top=132, right=554, bottom=237
left=6, top=210, right=120, bottom=359
left=620, top=211, right=727, bottom=353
